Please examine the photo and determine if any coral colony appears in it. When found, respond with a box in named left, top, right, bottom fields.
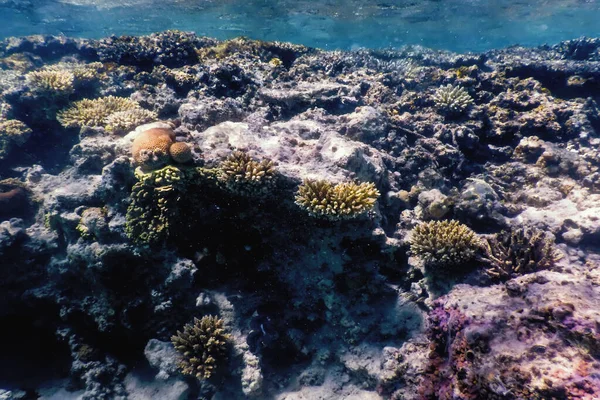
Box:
left=0, top=31, right=599, bottom=399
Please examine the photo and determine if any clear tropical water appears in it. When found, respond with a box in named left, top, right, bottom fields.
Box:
left=1, top=0, right=600, bottom=52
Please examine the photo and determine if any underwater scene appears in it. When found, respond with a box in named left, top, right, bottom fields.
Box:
left=1, top=1, right=600, bottom=399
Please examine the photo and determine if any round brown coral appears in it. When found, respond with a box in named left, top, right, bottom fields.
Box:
left=131, top=128, right=175, bottom=171
left=169, top=142, right=193, bottom=164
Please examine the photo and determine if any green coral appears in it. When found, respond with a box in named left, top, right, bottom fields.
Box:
left=295, top=179, right=380, bottom=220
left=77, top=207, right=108, bottom=241
left=57, top=95, right=149, bottom=130
left=432, top=84, right=473, bottom=115
left=218, top=151, right=276, bottom=196
left=0, top=119, right=32, bottom=159
left=125, top=165, right=191, bottom=244
left=410, top=220, right=481, bottom=268
left=482, top=227, right=562, bottom=281
left=171, top=315, right=231, bottom=380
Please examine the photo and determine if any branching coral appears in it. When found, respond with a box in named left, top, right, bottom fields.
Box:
left=57, top=96, right=152, bottom=130
left=104, top=109, right=157, bottom=134
left=0, top=119, right=32, bottom=159
left=410, top=220, right=481, bottom=268
left=482, top=227, right=562, bottom=281
left=295, top=179, right=380, bottom=220
left=171, top=315, right=231, bottom=380
left=125, top=165, right=193, bottom=244
left=218, top=151, right=276, bottom=196
left=433, top=84, right=473, bottom=115
left=25, top=68, right=75, bottom=96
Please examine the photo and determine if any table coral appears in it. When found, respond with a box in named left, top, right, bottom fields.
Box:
left=57, top=95, right=151, bottom=130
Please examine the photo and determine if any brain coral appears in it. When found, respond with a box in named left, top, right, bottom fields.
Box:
left=171, top=315, right=231, bottom=380
left=295, top=179, right=380, bottom=220
left=131, top=127, right=176, bottom=171
left=410, top=220, right=481, bottom=268
left=169, top=142, right=193, bottom=164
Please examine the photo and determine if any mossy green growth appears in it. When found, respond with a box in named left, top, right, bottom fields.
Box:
left=125, top=165, right=192, bottom=244
left=125, top=165, right=215, bottom=244
left=171, top=315, right=231, bottom=380
left=295, top=179, right=380, bottom=220
left=410, top=220, right=481, bottom=268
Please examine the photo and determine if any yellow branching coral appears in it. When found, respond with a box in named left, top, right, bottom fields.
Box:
left=295, top=179, right=380, bottom=220
left=410, top=220, right=481, bottom=268
left=104, top=109, right=157, bottom=134
left=25, top=69, right=75, bottom=96
left=57, top=96, right=144, bottom=130
left=218, top=151, right=276, bottom=196
left=0, top=119, right=32, bottom=159
left=171, top=315, right=231, bottom=380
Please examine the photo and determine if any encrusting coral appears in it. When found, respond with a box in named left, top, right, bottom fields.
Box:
left=432, top=84, right=473, bottom=115
left=57, top=95, right=156, bottom=131
left=482, top=227, right=562, bottom=281
left=295, top=179, right=380, bottom=220
left=0, top=119, right=32, bottom=160
left=171, top=315, right=231, bottom=380
left=218, top=150, right=276, bottom=196
left=409, top=220, right=481, bottom=268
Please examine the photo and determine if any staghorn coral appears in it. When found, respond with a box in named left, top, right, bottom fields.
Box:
left=295, top=179, right=380, bottom=220
left=218, top=151, right=276, bottom=196
left=104, top=109, right=157, bottom=134
left=482, top=227, right=562, bottom=281
left=410, top=220, right=481, bottom=268
left=131, top=127, right=175, bottom=171
left=433, top=84, right=473, bottom=115
left=171, top=315, right=231, bottom=380
left=0, top=119, right=32, bottom=159
left=169, top=142, right=193, bottom=164
left=25, top=68, right=75, bottom=96
left=57, top=96, right=143, bottom=130
left=125, top=165, right=191, bottom=244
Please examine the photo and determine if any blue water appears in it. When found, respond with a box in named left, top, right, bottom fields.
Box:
left=1, top=0, right=600, bottom=52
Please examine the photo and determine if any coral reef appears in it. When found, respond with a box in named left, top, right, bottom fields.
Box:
left=25, top=68, right=74, bottom=96
left=2, top=31, right=600, bottom=400
left=218, top=150, right=276, bottom=196
left=482, top=227, right=562, bottom=281
left=295, top=179, right=380, bottom=220
left=57, top=95, right=152, bottom=131
left=171, top=315, right=231, bottom=380
left=432, top=84, right=473, bottom=115
left=125, top=165, right=193, bottom=244
left=409, top=220, right=481, bottom=268
left=0, top=119, right=31, bottom=159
